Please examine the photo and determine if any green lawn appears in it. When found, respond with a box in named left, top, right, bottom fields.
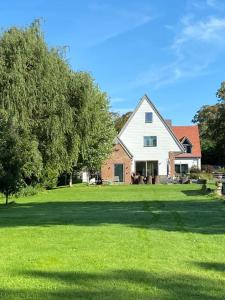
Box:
left=0, top=184, right=225, bottom=299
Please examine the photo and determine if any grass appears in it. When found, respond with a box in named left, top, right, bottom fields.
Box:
left=0, top=184, right=225, bottom=299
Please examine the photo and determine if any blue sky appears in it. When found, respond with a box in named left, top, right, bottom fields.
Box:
left=0, top=0, right=225, bottom=124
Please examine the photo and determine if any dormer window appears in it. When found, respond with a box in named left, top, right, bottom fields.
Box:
left=182, top=138, right=192, bottom=154
left=145, top=112, right=153, bottom=123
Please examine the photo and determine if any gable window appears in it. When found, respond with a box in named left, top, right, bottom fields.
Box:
left=145, top=112, right=153, bottom=123
left=184, top=145, right=192, bottom=153
left=182, top=138, right=192, bottom=154
left=144, top=136, right=157, bottom=147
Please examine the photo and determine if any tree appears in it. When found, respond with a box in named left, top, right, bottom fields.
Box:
left=0, top=113, right=42, bottom=204
left=193, top=83, right=225, bottom=165
left=193, top=104, right=220, bottom=164
left=0, top=21, right=116, bottom=191
left=0, top=21, right=74, bottom=186
left=112, top=111, right=132, bottom=133
left=68, top=72, right=116, bottom=174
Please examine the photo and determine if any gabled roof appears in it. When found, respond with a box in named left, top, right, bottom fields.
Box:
left=113, top=137, right=133, bottom=158
left=172, top=126, right=201, bottom=158
left=118, top=94, right=184, bottom=153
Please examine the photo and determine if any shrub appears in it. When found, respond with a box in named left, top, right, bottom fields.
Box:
left=15, top=184, right=43, bottom=198
left=190, top=167, right=201, bottom=174
left=217, top=167, right=225, bottom=173
left=189, top=173, right=199, bottom=179
left=41, top=167, right=59, bottom=189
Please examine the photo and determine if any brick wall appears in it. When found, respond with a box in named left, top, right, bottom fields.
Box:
left=101, top=143, right=132, bottom=184
left=169, top=151, right=175, bottom=177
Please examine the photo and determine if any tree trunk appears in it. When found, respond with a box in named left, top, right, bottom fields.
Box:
left=64, top=173, right=67, bottom=186
left=5, top=193, right=9, bottom=205
left=69, top=173, right=73, bottom=187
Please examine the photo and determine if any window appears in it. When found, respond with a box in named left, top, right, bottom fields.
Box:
left=182, top=138, right=192, bottom=153
left=175, top=164, right=189, bottom=174
left=184, top=145, right=192, bottom=153
left=144, top=136, right=157, bottom=147
left=145, top=112, right=153, bottom=123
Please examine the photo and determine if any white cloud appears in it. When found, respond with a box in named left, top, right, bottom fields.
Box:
left=174, top=16, right=225, bottom=51
left=132, top=13, right=225, bottom=89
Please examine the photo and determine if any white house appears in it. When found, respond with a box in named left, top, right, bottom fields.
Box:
left=101, top=95, right=201, bottom=183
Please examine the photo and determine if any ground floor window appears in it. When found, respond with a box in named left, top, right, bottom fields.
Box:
left=114, top=164, right=124, bottom=182
left=135, top=161, right=158, bottom=177
left=175, top=164, right=189, bottom=175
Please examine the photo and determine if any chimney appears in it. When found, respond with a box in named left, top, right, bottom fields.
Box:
left=165, top=119, right=172, bottom=128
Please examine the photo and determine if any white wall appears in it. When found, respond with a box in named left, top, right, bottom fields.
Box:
left=174, top=158, right=201, bottom=170
left=119, top=97, right=182, bottom=176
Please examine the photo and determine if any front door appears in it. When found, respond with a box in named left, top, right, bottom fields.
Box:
left=114, top=164, right=124, bottom=182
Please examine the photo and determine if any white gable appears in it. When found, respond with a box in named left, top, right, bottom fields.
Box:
left=118, top=95, right=183, bottom=175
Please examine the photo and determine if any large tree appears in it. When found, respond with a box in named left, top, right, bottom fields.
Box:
left=193, top=104, right=220, bottom=164
left=0, top=21, right=74, bottom=184
left=68, top=72, right=116, bottom=174
left=0, top=21, right=115, bottom=191
left=193, top=83, right=225, bottom=165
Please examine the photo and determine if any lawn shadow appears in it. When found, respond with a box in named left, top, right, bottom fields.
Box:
left=0, top=198, right=225, bottom=234
left=0, top=269, right=224, bottom=300
left=193, top=262, right=225, bottom=273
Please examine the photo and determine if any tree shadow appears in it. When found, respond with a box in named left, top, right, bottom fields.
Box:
left=182, top=189, right=205, bottom=196
left=0, top=269, right=224, bottom=299
left=0, top=198, right=225, bottom=234
left=194, top=262, right=225, bottom=273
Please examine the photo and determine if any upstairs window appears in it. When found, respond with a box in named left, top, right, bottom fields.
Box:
left=144, top=136, right=157, bottom=147
left=182, top=138, right=192, bottom=153
left=145, top=112, right=153, bottom=123
left=184, top=145, right=192, bottom=153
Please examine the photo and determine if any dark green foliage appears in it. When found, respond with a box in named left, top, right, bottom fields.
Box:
left=69, top=72, right=116, bottom=172
left=0, top=113, right=42, bottom=203
left=193, top=100, right=225, bottom=165
left=15, top=184, right=43, bottom=198
left=0, top=20, right=73, bottom=184
left=0, top=21, right=115, bottom=196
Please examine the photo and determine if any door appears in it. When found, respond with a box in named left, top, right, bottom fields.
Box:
left=147, top=161, right=158, bottom=176
left=114, top=164, right=124, bottom=182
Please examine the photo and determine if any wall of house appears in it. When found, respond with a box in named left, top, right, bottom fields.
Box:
left=101, top=143, right=132, bottom=183
left=174, top=158, right=201, bottom=171
left=119, top=97, right=182, bottom=176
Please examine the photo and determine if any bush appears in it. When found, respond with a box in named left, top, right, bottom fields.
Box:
left=199, top=172, right=214, bottom=181
left=42, top=167, right=59, bottom=189
left=190, top=167, right=201, bottom=174
left=189, top=173, right=200, bottom=179
left=217, top=167, right=225, bottom=173
left=15, top=184, right=43, bottom=198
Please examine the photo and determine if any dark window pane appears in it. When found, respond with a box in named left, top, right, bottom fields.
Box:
left=175, top=165, right=180, bottom=173
left=144, top=136, right=157, bottom=147
left=145, top=112, right=153, bottom=123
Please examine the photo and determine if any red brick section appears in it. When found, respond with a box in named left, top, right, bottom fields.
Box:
left=101, top=143, right=132, bottom=184
left=169, top=151, right=175, bottom=177
left=172, top=125, right=201, bottom=158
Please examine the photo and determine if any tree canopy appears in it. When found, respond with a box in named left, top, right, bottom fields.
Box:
left=0, top=21, right=115, bottom=201
left=193, top=83, right=225, bottom=165
left=112, top=111, right=132, bottom=133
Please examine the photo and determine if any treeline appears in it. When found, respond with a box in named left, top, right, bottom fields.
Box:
left=0, top=21, right=115, bottom=203
left=193, top=82, right=225, bottom=166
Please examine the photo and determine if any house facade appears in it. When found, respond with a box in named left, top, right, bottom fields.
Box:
left=101, top=95, right=201, bottom=183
